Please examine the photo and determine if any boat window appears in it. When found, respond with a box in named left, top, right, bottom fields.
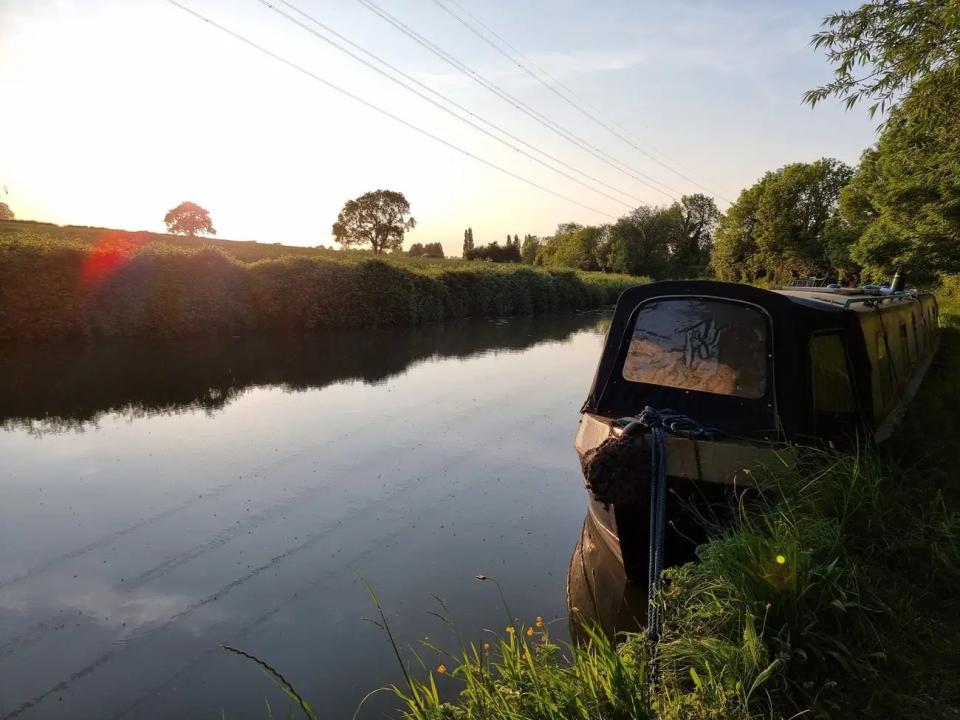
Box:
left=810, top=333, right=855, bottom=414
left=899, top=322, right=911, bottom=367
left=622, top=298, right=768, bottom=398
left=876, top=331, right=893, bottom=405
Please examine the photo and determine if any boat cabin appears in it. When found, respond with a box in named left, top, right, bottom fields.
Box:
left=573, top=280, right=939, bottom=583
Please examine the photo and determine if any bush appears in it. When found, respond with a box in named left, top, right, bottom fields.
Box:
left=0, top=223, right=641, bottom=340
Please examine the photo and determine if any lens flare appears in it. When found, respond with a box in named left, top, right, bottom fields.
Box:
left=79, top=232, right=148, bottom=287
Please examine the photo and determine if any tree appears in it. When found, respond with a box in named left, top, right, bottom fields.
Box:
left=469, top=239, right=521, bottom=263
left=0, top=202, right=13, bottom=221
left=804, top=0, right=960, bottom=126
left=422, top=242, right=445, bottom=259
left=672, top=194, right=720, bottom=278
left=462, top=227, right=474, bottom=258
left=164, top=201, right=215, bottom=237
left=804, top=0, right=960, bottom=282
left=598, top=209, right=674, bottom=278
left=711, top=159, right=854, bottom=283
left=409, top=241, right=445, bottom=258
left=536, top=223, right=602, bottom=270
left=520, top=234, right=539, bottom=264
left=835, top=73, right=960, bottom=282
left=332, top=190, right=416, bottom=253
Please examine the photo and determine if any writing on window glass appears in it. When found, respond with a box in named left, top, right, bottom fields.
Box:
left=681, top=318, right=721, bottom=370
left=622, top=299, right=767, bottom=399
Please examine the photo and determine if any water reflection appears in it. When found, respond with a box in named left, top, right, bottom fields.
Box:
left=0, top=312, right=611, bottom=720
left=566, top=511, right=646, bottom=641
left=0, top=313, right=609, bottom=431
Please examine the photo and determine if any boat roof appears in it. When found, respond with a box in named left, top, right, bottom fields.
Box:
left=772, top=286, right=927, bottom=312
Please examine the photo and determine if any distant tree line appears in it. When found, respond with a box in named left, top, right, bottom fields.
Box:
left=407, top=241, right=445, bottom=258
left=528, top=194, right=719, bottom=279
left=464, top=232, right=522, bottom=263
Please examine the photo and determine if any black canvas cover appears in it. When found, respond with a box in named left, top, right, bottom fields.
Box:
left=582, top=281, right=872, bottom=441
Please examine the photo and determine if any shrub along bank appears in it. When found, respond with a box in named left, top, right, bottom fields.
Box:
left=0, top=223, right=640, bottom=341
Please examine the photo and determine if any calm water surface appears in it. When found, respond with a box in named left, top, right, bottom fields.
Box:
left=0, top=313, right=609, bottom=720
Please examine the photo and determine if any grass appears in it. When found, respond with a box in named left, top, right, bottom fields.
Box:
left=0, top=219, right=642, bottom=340
left=359, top=445, right=956, bottom=720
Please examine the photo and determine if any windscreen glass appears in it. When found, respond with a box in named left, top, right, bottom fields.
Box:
left=622, top=298, right=768, bottom=398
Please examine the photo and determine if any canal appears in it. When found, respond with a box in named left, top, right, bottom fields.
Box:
left=0, top=312, right=609, bottom=719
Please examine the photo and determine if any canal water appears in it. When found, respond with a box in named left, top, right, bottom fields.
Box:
left=0, top=312, right=610, bottom=719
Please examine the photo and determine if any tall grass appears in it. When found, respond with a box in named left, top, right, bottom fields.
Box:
left=0, top=221, right=641, bottom=340
left=365, top=440, right=959, bottom=720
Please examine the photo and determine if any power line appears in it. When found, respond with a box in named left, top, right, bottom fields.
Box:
left=433, top=0, right=733, bottom=203
left=164, top=0, right=619, bottom=220
left=354, top=0, right=681, bottom=201
left=260, top=0, right=642, bottom=209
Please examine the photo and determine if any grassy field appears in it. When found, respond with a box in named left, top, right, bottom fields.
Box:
left=0, top=220, right=641, bottom=340
left=336, top=291, right=960, bottom=720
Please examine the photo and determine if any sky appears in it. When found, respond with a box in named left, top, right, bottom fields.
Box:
left=0, top=0, right=877, bottom=254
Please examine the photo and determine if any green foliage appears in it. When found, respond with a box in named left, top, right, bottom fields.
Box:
left=520, top=234, right=539, bottom=264
left=466, top=239, right=521, bottom=263
left=0, top=221, right=638, bottom=340
left=538, top=196, right=718, bottom=279
left=462, top=228, right=474, bottom=258
left=409, top=242, right=445, bottom=258
left=536, top=223, right=601, bottom=271
left=163, top=200, right=215, bottom=237
left=384, top=623, right=655, bottom=720
left=599, top=209, right=673, bottom=278
left=673, top=194, right=721, bottom=279
left=801, top=0, right=960, bottom=284
left=332, top=189, right=416, bottom=254
left=804, top=0, right=960, bottom=124
left=711, top=159, right=854, bottom=283
left=835, top=69, right=960, bottom=282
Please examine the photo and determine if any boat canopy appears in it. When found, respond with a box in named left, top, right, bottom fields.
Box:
left=581, top=280, right=938, bottom=443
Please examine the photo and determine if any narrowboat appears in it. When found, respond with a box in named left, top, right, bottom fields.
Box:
left=571, top=278, right=940, bottom=619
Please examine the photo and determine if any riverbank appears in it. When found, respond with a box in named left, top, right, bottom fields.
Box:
left=364, top=299, right=960, bottom=719
left=0, top=220, right=640, bottom=340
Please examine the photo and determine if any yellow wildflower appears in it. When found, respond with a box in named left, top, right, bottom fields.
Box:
left=505, top=626, right=515, bottom=634
left=775, top=554, right=786, bottom=565
left=535, top=616, right=544, bottom=628
left=526, top=627, right=534, bottom=637
left=437, top=664, right=446, bottom=674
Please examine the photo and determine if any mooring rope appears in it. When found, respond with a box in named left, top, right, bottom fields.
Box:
left=619, top=407, right=719, bottom=644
